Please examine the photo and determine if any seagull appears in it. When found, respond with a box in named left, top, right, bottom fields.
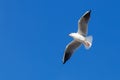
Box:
left=62, top=10, right=93, bottom=64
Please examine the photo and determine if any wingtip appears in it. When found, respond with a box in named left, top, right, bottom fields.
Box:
left=62, top=59, right=66, bottom=64
left=89, top=10, right=91, bottom=13
left=87, top=10, right=91, bottom=14
left=82, top=10, right=91, bottom=21
left=62, top=62, right=65, bottom=64
left=85, top=10, right=91, bottom=15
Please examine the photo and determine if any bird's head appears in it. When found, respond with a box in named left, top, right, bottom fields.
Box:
left=69, top=33, right=76, bottom=38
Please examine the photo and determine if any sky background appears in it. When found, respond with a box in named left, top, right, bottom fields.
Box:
left=0, top=0, right=120, bottom=80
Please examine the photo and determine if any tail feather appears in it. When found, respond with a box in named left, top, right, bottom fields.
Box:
left=84, top=36, right=93, bottom=49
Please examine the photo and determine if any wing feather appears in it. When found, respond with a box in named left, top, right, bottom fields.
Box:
left=62, top=40, right=82, bottom=64
left=78, top=10, right=91, bottom=36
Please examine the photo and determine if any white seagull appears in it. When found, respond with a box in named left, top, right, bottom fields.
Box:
left=62, top=10, right=93, bottom=64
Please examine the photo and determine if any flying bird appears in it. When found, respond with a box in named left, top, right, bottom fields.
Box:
left=62, top=10, right=93, bottom=64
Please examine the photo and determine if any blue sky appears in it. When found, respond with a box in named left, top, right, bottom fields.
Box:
left=0, top=0, right=120, bottom=80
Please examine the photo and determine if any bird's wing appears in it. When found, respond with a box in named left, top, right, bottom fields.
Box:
left=78, top=10, right=91, bottom=36
left=62, top=40, right=82, bottom=64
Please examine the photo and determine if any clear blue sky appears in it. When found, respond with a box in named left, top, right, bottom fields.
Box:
left=0, top=0, right=120, bottom=80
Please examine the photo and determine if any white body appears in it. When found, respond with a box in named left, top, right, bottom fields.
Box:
left=69, top=33, right=85, bottom=42
left=69, top=33, right=93, bottom=49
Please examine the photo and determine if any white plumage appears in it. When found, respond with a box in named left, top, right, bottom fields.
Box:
left=62, top=10, right=93, bottom=64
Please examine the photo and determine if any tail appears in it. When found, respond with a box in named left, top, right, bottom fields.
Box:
left=83, top=36, right=93, bottom=49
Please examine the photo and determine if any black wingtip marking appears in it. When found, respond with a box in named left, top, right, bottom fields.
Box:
left=85, top=10, right=91, bottom=17
left=89, top=10, right=91, bottom=13
left=62, top=52, right=72, bottom=64
left=83, top=10, right=91, bottom=22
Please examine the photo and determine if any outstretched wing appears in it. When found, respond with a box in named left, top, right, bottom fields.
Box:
left=62, top=40, right=82, bottom=64
left=78, top=10, right=91, bottom=36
